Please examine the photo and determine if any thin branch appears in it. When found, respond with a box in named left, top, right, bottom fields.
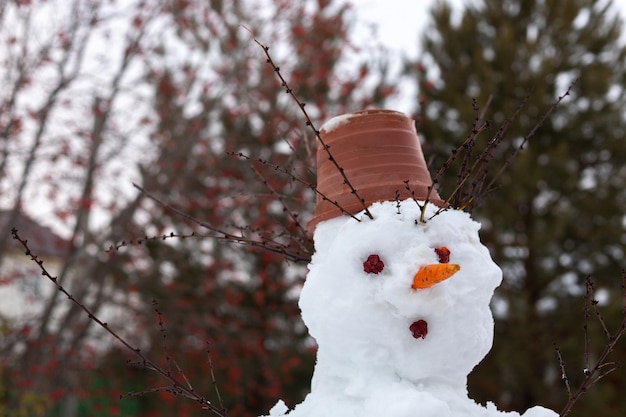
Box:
left=557, top=274, right=626, bottom=417
left=120, top=385, right=175, bottom=399
left=153, top=300, right=173, bottom=376
left=554, top=342, right=572, bottom=398
left=207, top=342, right=226, bottom=413
left=243, top=25, right=373, bottom=220
left=10, top=228, right=229, bottom=417
left=107, top=231, right=198, bottom=251
left=395, top=190, right=401, bottom=215
left=586, top=277, right=612, bottom=340
left=433, top=92, right=526, bottom=215
left=133, top=183, right=311, bottom=263
left=583, top=277, right=591, bottom=375
left=484, top=79, right=578, bottom=204
left=249, top=164, right=309, bottom=240
left=403, top=180, right=429, bottom=223
left=229, top=152, right=360, bottom=224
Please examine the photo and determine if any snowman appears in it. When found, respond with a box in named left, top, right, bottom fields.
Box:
left=267, top=110, right=557, bottom=417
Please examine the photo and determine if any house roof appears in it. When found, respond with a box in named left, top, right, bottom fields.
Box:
left=0, top=210, right=71, bottom=259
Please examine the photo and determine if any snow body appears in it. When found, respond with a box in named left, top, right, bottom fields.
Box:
left=268, top=200, right=557, bottom=417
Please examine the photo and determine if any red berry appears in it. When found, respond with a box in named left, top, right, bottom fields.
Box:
left=363, top=254, right=384, bottom=274
left=434, top=247, right=450, bottom=263
left=409, top=320, right=428, bottom=339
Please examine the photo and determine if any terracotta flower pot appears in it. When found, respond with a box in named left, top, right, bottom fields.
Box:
left=307, top=109, right=445, bottom=233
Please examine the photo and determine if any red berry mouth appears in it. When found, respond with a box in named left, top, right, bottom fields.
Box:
left=363, top=254, right=384, bottom=274
left=409, top=319, right=428, bottom=339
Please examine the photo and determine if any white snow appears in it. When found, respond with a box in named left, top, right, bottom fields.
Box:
left=265, top=200, right=558, bottom=417
left=319, top=109, right=410, bottom=134
left=319, top=113, right=357, bottom=134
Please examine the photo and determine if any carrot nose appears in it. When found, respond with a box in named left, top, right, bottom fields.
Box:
left=411, top=263, right=460, bottom=289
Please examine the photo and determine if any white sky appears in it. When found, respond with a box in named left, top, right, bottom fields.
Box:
left=353, top=0, right=448, bottom=57
left=353, top=0, right=625, bottom=55
left=350, top=0, right=469, bottom=112
left=6, top=0, right=626, bottom=236
left=351, top=0, right=626, bottom=111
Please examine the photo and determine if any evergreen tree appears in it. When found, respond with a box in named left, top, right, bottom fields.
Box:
left=409, top=0, right=626, bottom=415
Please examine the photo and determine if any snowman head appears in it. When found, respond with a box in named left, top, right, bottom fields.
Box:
left=301, top=109, right=503, bottom=384
left=300, top=200, right=502, bottom=384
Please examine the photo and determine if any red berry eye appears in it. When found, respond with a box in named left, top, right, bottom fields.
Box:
left=363, top=254, right=384, bottom=274
left=434, top=247, right=450, bottom=263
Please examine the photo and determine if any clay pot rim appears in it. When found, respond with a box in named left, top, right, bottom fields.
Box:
left=320, top=109, right=409, bottom=135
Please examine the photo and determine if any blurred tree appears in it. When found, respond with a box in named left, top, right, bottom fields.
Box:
left=0, top=0, right=394, bottom=416
left=407, top=0, right=626, bottom=416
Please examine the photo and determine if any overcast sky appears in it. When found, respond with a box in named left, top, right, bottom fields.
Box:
left=354, top=0, right=446, bottom=58
left=351, top=0, right=626, bottom=111
left=350, top=0, right=469, bottom=111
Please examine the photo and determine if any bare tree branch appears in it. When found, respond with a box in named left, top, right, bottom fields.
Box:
left=10, top=228, right=230, bottom=417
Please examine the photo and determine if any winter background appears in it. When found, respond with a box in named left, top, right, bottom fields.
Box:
left=1, top=0, right=625, bottom=416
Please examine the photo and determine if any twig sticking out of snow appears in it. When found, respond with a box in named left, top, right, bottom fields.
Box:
left=402, top=180, right=433, bottom=224
left=243, top=25, right=374, bottom=222
left=428, top=93, right=524, bottom=215
left=10, top=228, right=230, bottom=417
left=394, top=190, right=402, bottom=215
left=428, top=98, right=492, bottom=213
left=555, top=272, right=626, bottom=417
left=476, top=80, right=578, bottom=209
left=427, top=78, right=578, bottom=217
